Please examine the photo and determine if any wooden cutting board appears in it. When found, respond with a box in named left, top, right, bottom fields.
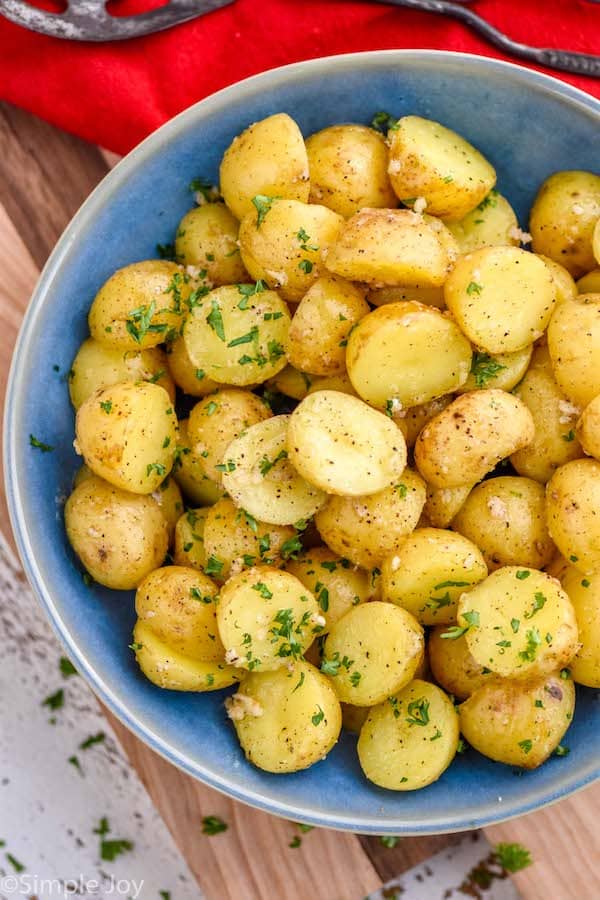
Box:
left=1, top=100, right=598, bottom=900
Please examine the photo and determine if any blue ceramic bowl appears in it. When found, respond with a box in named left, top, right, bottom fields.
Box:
left=5, top=51, right=600, bottom=834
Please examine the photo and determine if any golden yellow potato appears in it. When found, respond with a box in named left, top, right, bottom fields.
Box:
left=452, top=477, right=556, bottom=571
left=286, top=275, right=369, bottom=376
left=222, top=415, right=327, bottom=525
left=380, top=527, right=487, bottom=626
left=322, top=602, right=423, bottom=706
left=132, top=620, right=242, bottom=692
left=394, top=395, right=454, bottom=448
left=182, top=284, right=290, bottom=386
left=446, top=190, right=519, bottom=254
left=314, top=470, right=426, bottom=569
left=306, top=124, right=396, bottom=217
left=69, top=338, right=175, bottom=409
left=266, top=364, right=312, bottom=400
left=547, top=295, right=600, bottom=408
left=560, top=566, right=600, bottom=687
left=545, top=553, right=571, bottom=581
left=539, top=255, right=577, bottom=305
left=387, top=115, right=496, bottom=221
left=75, top=382, right=178, bottom=494
left=227, top=660, right=341, bottom=773
left=594, top=217, right=600, bottom=264
left=306, top=372, right=358, bottom=397
left=414, top=389, right=534, bottom=489
left=346, top=302, right=471, bottom=411
left=529, top=170, right=600, bottom=277
left=457, top=346, right=532, bottom=395
left=173, top=507, right=209, bottom=570
left=444, top=246, right=556, bottom=353
left=88, top=260, right=188, bottom=350
left=151, top=475, right=183, bottom=542
left=203, top=496, right=296, bottom=581
left=166, top=336, right=221, bottom=397
left=367, top=283, right=445, bottom=309
left=428, top=627, right=493, bottom=700
left=219, top=113, right=310, bottom=221
left=64, top=475, right=168, bottom=590
left=458, top=566, right=579, bottom=680
left=576, top=394, right=600, bottom=460
left=325, top=208, right=456, bottom=287
left=288, top=390, right=407, bottom=496
left=286, top=547, right=374, bottom=633
left=174, top=204, right=248, bottom=285
left=423, top=483, right=473, bottom=529
left=459, top=673, right=575, bottom=768
left=511, top=360, right=584, bottom=483
left=358, top=680, right=459, bottom=790
left=546, top=459, right=600, bottom=574
left=172, top=419, right=224, bottom=506
left=217, top=566, right=322, bottom=672
left=577, top=268, right=600, bottom=293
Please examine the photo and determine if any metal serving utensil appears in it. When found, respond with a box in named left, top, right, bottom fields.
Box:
left=372, top=0, right=600, bottom=78
left=0, top=0, right=234, bottom=41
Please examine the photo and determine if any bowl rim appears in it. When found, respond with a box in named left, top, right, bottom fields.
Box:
left=5, top=49, right=600, bottom=835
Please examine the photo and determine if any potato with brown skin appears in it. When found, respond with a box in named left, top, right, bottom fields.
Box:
left=166, top=336, right=221, bottom=398
left=560, top=566, right=600, bottom=688
left=529, top=170, right=600, bottom=277
left=577, top=269, right=600, bottom=293
left=306, top=124, right=397, bottom=217
left=576, top=394, right=600, bottom=460
left=171, top=419, right=224, bottom=506
left=446, top=190, right=519, bottom=254
left=173, top=508, right=210, bottom=571
left=428, top=627, right=493, bottom=700
left=452, top=477, right=556, bottom=571
left=152, top=476, right=183, bottom=543
left=459, top=673, right=575, bottom=769
left=414, top=390, right=535, bottom=489
left=266, top=365, right=313, bottom=400
left=174, top=204, right=249, bottom=285
left=69, top=339, right=175, bottom=409
left=286, top=275, right=369, bottom=376
left=65, top=475, right=168, bottom=590
left=367, top=284, right=445, bottom=309
left=88, top=260, right=188, bottom=350
left=546, top=459, right=600, bottom=574
left=547, top=295, right=600, bottom=408
left=539, top=255, right=577, bottom=306
left=394, top=395, right=454, bottom=448
left=423, top=483, right=473, bottom=529
left=219, top=113, right=310, bottom=221
left=457, top=346, right=532, bottom=395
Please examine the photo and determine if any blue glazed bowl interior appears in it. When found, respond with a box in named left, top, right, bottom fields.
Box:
left=5, top=51, right=600, bottom=834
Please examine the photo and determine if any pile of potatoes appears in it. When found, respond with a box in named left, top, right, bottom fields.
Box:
left=63, top=110, right=600, bottom=790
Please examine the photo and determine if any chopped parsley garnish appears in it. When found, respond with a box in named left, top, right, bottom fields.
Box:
left=311, top=706, right=325, bottom=726
left=379, top=835, right=400, bottom=848
left=470, top=351, right=506, bottom=387
left=320, top=652, right=354, bottom=676
left=94, top=817, right=134, bottom=862
left=259, top=448, right=288, bottom=476
left=296, top=228, right=319, bottom=252
left=281, top=535, right=303, bottom=560
left=476, top=189, right=499, bottom=212
left=80, top=732, right=106, bottom=750
left=99, top=400, right=112, bottom=414
left=405, top=697, right=430, bottom=727
left=195, top=369, right=206, bottom=381
left=128, top=642, right=143, bottom=651
left=562, top=429, right=575, bottom=442
left=518, top=739, right=533, bottom=754
left=206, top=299, right=226, bottom=341
left=519, top=628, right=542, bottom=663
left=252, top=582, right=273, bottom=599
left=29, top=434, right=54, bottom=452
left=315, top=583, right=329, bottom=612
left=215, top=459, right=236, bottom=473
left=289, top=836, right=302, bottom=848
left=42, top=688, right=64, bottom=711
left=524, top=592, right=547, bottom=618
left=495, top=841, right=532, bottom=873
left=60, top=656, right=77, bottom=678
left=350, top=671, right=361, bottom=687
left=228, top=325, right=259, bottom=348
left=125, top=301, right=167, bottom=344
left=511, top=618, right=521, bottom=634
left=441, top=610, right=480, bottom=640
left=237, top=280, right=267, bottom=308
left=516, top=570, right=531, bottom=580
left=252, top=194, right=280, bottom=227
left=146, top=462, right=166, bottom=478
left=370, top=111, right=399, bottom=133
left=205, top=556, right=224, bottom=578
left=554, top=744, right=570, bottom=757
left=395, top=483, right=408, bottom=498
left=292, top=671, right=305, bottom=693
left=190, top=587, right=214, bottom=604
left=189, top=177, right=219, bottom=202
left=206, top=400, right=218, bottom=416
left=201, top=815, right=228, bottom=835
left=298, top=259, right=313, bottom=274
left=6, top=852, right=25, bottom=873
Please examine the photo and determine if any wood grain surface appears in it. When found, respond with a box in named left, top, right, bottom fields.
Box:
left=1, top=98, right=598, bottom=900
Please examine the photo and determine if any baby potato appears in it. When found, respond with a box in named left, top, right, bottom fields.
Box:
left=306, top=372, right=358, bottom=397
left=577, top=394, right=600, bottom=460
left=368, top=283, right=445, bottom=309
left=135, top=565, right=221, bottom=659
left=288, top=390, right=407, bottom=496
left=286, top=275, right=369, bottom=376
left=132, top=621, right=242, bottom=692
left=424, top=483, right=473, bottom=529
left=511, top=359, right=583, bottom=483
left=174, top=204, right=249, bottom=284
left=220, top=113, right=310, bottom=221
left=452, top=477, right=556, bottom=571
left=341, top=703, right=370, bottom=735
left=446, top=190, right=519, bottom=254
left=529, top=170, right=600, bottom=277
left=226, top=660, right=341, bottom=773
left=577, top=269, right=600, bottom=293
left=286, top=547, right=374, bottom=633
left=547, top=295, right=600, bottom=407
left=203, top=496, right=296, bottom=581
left=322, top=602, right=423, bottom=706
left=151, top=475, right=183, bottom=542
left=173, top=507, right=209, bottom=571
left=75, top=382, right=178, bottom=494
left=166, top=336, right=221, bottom=397
left=325, top=208, right=456, bottom=287
left=88, top=260, right=188, bottom=350
left=415, top=389, right=534, bottom=489
left=217, top=566, right=322, bottom=672
left=457, top=346, right=532, bottom=395
left=539, top=255, right=577, bottom=306
left=444, top=246, right=556, bottom=353
left=457, top=567, right=579, bottom=680
left=187, top=388, right=271, bottom=484
left=64, top=475, right=168, bottom=590
left=595, top=217, right=600, bottom=264
left=314, top=470, right=426, bottom=569
left=239, top=199, right=344, bottom=302
left=358, top=680, right=459, bottom=790
left=172, top=419, right=224, bottom=506
left=561, top=566, right=600, bottom=687
left=222, top=415, right=326, bottom=525
left=394, top=395, right=454, bottom=448
left=346, top=302, right=472, bottom=410
left=387, top=115, right=496, bottom=221
left=69, top=338, right=175, bottom=409
left=306, top=124, right=397, bottom=217
left=182, top=284, right=291, bottom=386
left=546, top=458, right=600, bottom=574
left=380, top=527, right=487, bottom=626
left=428, top=627, right=493, bottom=700
left=266, top=365, right=312, bottom=400
left=459, top=673, right=575, bottom=769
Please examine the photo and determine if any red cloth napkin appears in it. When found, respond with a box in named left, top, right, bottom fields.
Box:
left=0, top=0, right=599, bottom=155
